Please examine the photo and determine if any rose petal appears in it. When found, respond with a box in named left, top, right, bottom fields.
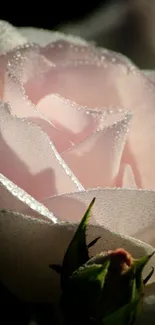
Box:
left=105, top=68, right=155, bottom=190
left=24, top=42, right=155, bottom=190
left=0, top=101, right=83, bottom=200
left=0, top=173, right=56, bottom=222
left=116, top=163, right=137, bottom=189
left=144, top=70, right=155, bottom=84
left=122, top=164, right=137, bottom=188
left=40, top=39, right=133, bottom=67
left=24, top=41, right=133, bottom=108
left=25, top=62, right=123, bottom=108
left=41, top=40, right=96, bottom=64
left=0, top=21, right=27, bottom=53
left=19, top=27, right=88, bottom=46
left=36, top=94, right=99, bottom=148
left=62, top=112, right=131, bottom=188
left=0, top=207, right=154, bottom=302
left=3, top=48, right=71, bottom=151
left=4, top=70, right=74, bottom=152
left=42, top=188, right=155, bottom=247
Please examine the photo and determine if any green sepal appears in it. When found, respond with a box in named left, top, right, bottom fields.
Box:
left=132, top=252, right=155, bottom=291
left=102, top=295, right=140, bottom=325
left=60, top=197, right=96, bottom=289
left=102, top=275, right=142, bottom=325
left=133, top=252, right=155, bottom=277
left=61, top=260, right=110, bottom=321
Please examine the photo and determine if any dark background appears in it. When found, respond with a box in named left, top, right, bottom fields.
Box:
left=0, top=0, right=155, bottom=69
left=0, top=0, right=108, bottom=29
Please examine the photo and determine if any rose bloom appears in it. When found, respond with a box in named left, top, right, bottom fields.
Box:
left=0, top=20, right=155, bottom=321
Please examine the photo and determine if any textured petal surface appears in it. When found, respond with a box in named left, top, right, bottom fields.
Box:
left=0, top=173, right=56, bottom=222
left=62, top=112, right=131, bottom=187
left=0, top=23, right=155, bottom=318
left=19, top=27, right=88, bottom=46
left=0, top=21, right=27, bottom=53
left=42, top=188, right=155, bottom=248
left=0, top=206, right=154, bottom=302
left=2, top=22, right=155, bottom=190
left=23, top=41, right=155, bottom=190
left=35, top=94, right=100, bottom=152
left=0, top=101, right=83, bottom=200
left=3, top=48, right=101, bottom=153
left=116, top=163, right=137, bottom=188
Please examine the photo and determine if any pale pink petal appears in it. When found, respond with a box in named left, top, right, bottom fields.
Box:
left=116, top=163, right=137, bottom=189
left=0, top=173, right=56, bottom=221
left=4, top=49, right=100, bottom=152
left=40, top=40, right=132, bottom=68
left=62, top=112, right=131, bottom=188
left=25, top=49, right=155, bottom=190
left=122, top=164, right=137, bottom=189
left=99, top=67, right=155, bottom=190
left=25, top=62, right=122, bottom=108
left=0, top=101, right=83, bottom=200
left=4, top=73, right=75, bottom=152
left=3, top=47, right=53, bottom=117
left=41, top=40, right=96, bottom=64
left=1, top=188, right=155, bottom=302
left=24, top=43, right=155, bottom=190
left=24, top=42, right=133, bottom=107
left=36, top=94, right=99, bottom=147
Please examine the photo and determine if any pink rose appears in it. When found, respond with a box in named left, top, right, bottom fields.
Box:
left=0, top=21, right=155, bottom=319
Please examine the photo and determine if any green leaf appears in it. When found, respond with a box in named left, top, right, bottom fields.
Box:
left=61, top=197, right=96, bottom=290
left=61, top=261, right=110, bottom=321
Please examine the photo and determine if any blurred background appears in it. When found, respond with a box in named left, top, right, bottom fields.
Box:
left=0, top=0, right=155, bottom=69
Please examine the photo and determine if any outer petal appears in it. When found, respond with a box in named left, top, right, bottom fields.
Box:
left=19, top=27, right=88, bottom=46
left=0, top=173, right=56, bottom=222
left=42, top=188, right=155, bottom=248
left=144, top=70, right=155, bottom=84
left=0, top=21, right=27, bottom=53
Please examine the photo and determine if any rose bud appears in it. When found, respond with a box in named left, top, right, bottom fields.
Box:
left=51, top=198, right=154, bottom=325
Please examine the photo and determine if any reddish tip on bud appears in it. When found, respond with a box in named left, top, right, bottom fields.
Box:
left=108, top=248, right=133, bottom=272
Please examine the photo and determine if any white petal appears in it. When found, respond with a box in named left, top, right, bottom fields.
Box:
left=19, top=27, right=88, bottom=46
left=0, top=101, right=83, bottom=200
left=42, top=188, right=155, bottom=248
left=0, top=20, right=27, bottom=53
left=0, top=173, right=56, bottom=222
